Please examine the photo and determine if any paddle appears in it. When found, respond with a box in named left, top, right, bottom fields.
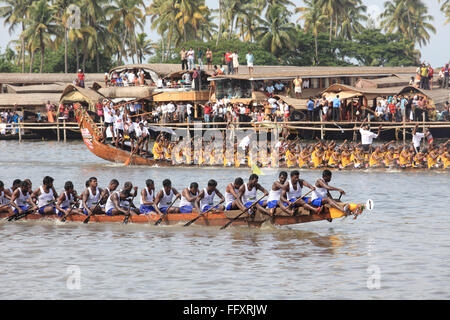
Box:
left=123, top=194, right=137, bottom=224
left=60, top=198, right=79, bottom=222
left=220, top=194, right=267, bottom=230
left=183, top=199, right=225, bottom=227
left=154, top=196, right=178, bottom=226
left=124, top=147, right=137, bottom=166
left=83, top=200, right=102, bottom=224
left=287, top=189, right=315, bottom=209
left=8, top=200, right=56, bottom=221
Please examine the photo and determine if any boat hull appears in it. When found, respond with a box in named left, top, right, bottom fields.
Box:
left=0, top=205, right=359, bottom=228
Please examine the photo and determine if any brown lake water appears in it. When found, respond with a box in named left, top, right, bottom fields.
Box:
left=0, top=140, right=449, bottom=299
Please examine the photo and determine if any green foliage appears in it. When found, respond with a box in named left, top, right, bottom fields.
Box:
left=341, top=29, right=420, bottom=66
left=0, top=47, right=20, bottom=72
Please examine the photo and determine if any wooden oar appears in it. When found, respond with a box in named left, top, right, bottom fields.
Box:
left=83, top=201, right=102, bottom=224
left=60, top=199, right=79, bottom=223
left=124, top=147, right=137, bottom=166
left=123, top=195, right=137, bottom=224
left=183, top=199, right=225, bottom=227
left=154, top=197, right=178, bottom=226
left=8, top=200, right=56, bottom=221
left=220, top=195, right=267, bottom=230
left=287, top=189, right=315, bottom=209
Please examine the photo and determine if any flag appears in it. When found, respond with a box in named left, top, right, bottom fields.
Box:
left=251, top=162, right=265, bottom=175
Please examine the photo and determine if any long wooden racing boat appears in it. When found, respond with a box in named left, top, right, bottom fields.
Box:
left=74, top=104, right=172, bottom=166
left=0, top=203, right=368, bottom=228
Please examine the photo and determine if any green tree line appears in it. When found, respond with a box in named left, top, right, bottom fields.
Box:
left=0, top=0, right=447, bottom=73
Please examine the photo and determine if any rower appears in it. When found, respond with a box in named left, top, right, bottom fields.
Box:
left=82, top=177, right=105, bottom=216
left=104, top=182, right=139, bottom=216
left=3, top=179, right=21, bottom=200
left=31, top=176, right=58, bottom=215
left=236, top=174, right=269, bottom=215
left=304, top=169, right=349, bottom=214
left=135, top=122, right=150, bottom=156
left=263, top=171, right=288, bottom=216
left=101, top=179, right=120, bottom=208
left=154, top=179, right=181, bottom=215
left=384, top=147, right=397, bottom=168
left=427, top=145, right=440, bottom=169
left=399, top=146, right=413, bottom=168
left=56, top=181, right=82, bottom=217
left=0, top=180, right=14, bottom=215
left=224, top=177, right=245, bottom=211
left=279, top=170, right=322, bottom=215
left=368, top=146, right=384, bottom=168
left=113, top=107, right=125, bottom=149
left=10, top=180, right=37, bottom=215
left=179, top=182, right=199, bottom=213
left=140, top=179, right=156, bottom=214
left=195, top=179, right=225, bottom=213
left=152, top=133, right=164, bottom=160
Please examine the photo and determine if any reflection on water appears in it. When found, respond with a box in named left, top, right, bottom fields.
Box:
left=0, top=140, right=449, bottom=299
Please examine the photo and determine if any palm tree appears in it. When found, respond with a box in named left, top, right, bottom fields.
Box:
left=439, top=0, right=450, bottom=24
left=296, top=0, right=327, bottom=65
left=174, top=0, right=209, bottom=43
left=146, top=0, right=179, bottom=61
left=109, top=0, right=146, bottom=64
left=234, top=0, right=264, bottom=42
left=380, top=0, right=435, bottom=47
left=338, top=0, right=367, bottom=40
left=0, top=0, right=32, bottom=72
left=256, top=4, right=296, bottom=57
left=21, top=0, right=57, bottom=73
left=135, top=33, right=155, bottom=63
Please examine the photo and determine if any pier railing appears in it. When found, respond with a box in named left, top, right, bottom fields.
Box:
left=3, top=115, right=449, bottom=142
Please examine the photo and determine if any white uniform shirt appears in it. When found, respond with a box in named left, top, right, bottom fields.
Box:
left=360, top=128, right=378, bottom=145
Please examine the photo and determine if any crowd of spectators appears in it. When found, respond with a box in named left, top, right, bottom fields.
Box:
left=0, top=109, right=23, bottom=135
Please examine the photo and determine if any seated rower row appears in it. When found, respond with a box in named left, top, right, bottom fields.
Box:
left=0, top=170, right=349, bottom=219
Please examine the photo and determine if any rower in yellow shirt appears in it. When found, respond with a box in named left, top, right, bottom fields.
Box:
left=152, top=137, right=164, bottom=160
left=383, top=147, right=396, bottom=168
left=369, top=147, right=383, bottom=168
left=297, top=147, right=311, bottom=168
left=442, top=149, right=450, bottom=169
left=398, top=146, right=412, bottom=168
left=328, top=150, right=341, bottom=168
left=311, top=147, right=324, bottom=168
left=413, top=151, right=426, bottom=168
left=340, top=146, right=353, bottom=169
left=285, top=147, right=297, bottom=168
left=427, top=147, right=439, bottom=169
left=351, top=146, right=365, bottom=168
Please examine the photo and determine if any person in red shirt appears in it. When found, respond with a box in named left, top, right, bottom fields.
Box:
left=225, top=50, right=233, bottom=75
left=204, top=103, right=212, bottom=127
left=77, top=69, right=85, bottom=88
left=427, top=64, right=434, bottom=90
left=388, top=103, right=396, bottom=122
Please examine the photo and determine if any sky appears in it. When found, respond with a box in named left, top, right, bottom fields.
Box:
left=0, top=0, right=448, bottom=66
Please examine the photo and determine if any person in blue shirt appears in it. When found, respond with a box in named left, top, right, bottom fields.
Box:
left=274, top=82, right=285, bottom=93
left=332, top=95, right=341, bottom=121
left=307, top=97, right=315, bottom=122
left=266, top=84, right=275, bottom=95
